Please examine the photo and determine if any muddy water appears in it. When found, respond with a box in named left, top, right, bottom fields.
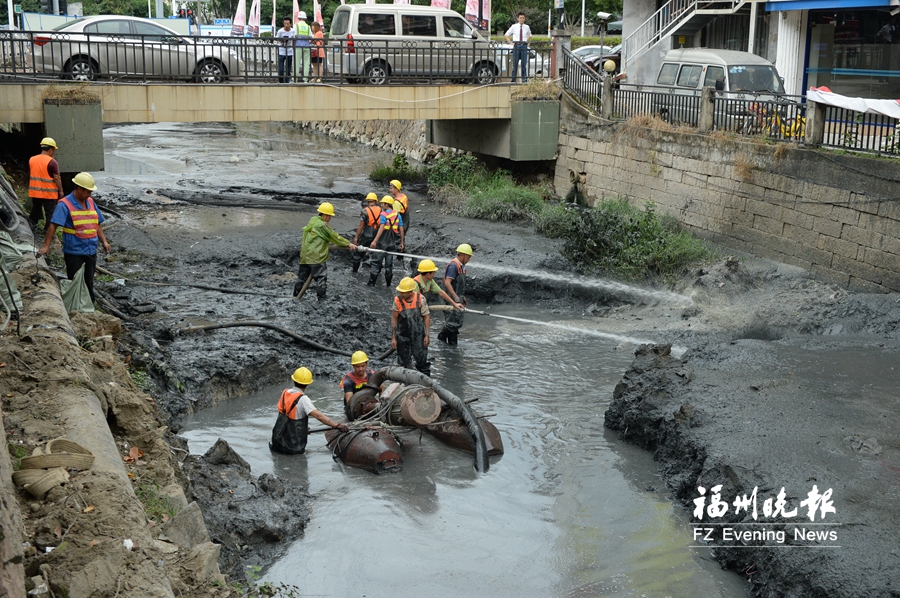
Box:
left=181, top=307, right=744, bottom=598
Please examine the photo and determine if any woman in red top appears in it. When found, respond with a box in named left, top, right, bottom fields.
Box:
left=311, top=22, right=325, bottom=82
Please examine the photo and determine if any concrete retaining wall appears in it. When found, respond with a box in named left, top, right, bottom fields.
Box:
left=555, top=96, right=900, bottom=293
left=297, top=119, right=443, bottom=164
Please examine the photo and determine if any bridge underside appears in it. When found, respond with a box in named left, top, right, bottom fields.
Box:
left=0, top=83, right=512, bottom=123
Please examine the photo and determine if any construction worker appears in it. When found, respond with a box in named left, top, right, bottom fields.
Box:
left=342, top=350, right=375, bottom=419
left=270, top=367, right=348, bottom=455
left=351, top=192, right=381, bottom=273
left=389, top=179, right=409, bottom=233
left=413, top=259, right=462, bottom=310
left=438, top=244, right=472, bottom=345
left=392, top=277, right=430, bottom=376
left=368, top=196, right=404, bottom=287
left=37, top=172, right=111, bottom=304
left=293, top=11, right=312, bottom=82
left=28, top=137, right=64, bottom=231
left=295, top=202, right=357, bottom=300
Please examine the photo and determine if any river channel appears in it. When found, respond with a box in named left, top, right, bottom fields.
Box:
left=99, top=122, right=746, bottom=597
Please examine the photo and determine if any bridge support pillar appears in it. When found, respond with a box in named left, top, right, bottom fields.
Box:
left=43, top=98, right=105, bottom=175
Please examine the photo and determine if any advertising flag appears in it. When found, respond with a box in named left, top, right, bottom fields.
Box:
left=248, top=0, right=260, bottom=37
left=231, top=0, right=246, bottom=36
left=431, top=0, right=450, bottom=7
left=464, top=0, right=490, bottom=29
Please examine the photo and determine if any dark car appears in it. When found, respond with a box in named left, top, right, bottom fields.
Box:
left=586, top=43, right=621, bottom=75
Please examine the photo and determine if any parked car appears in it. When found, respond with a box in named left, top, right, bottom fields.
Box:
left=572, top=44, right=612, bottom=63
left=586, top=43, right=621, bottom=75
left=29, top=15, right=242, bottom=82
left=327, top=4, right=500, bottom=84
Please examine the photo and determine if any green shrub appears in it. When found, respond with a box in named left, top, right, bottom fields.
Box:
left=534, top=203, right=579, bottom=238
left=427, top=154, right=480, bottom=189
left=560, top=199, right=713, bottom=280
left=370, top=153, right=426, bottom=184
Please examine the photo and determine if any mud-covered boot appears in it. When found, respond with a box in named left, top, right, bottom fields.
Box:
left=385, top=274, right=393, bottom=288
left=367, top=273, right=377, bottom=287
left=447, top=331, right=458, bottom=345
left=352, top=263, right=360, bottom=273
left=437, top=329, right=449, bottom=343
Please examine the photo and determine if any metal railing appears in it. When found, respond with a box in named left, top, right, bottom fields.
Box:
left=821, top=106, right=899, bottom=155
left=560, top=47, right=603, bottom=113
left=611, top=84, right=703, bottom=125
left=713, top=92, right=807, bottom=140
left=0, top=30, right=551, bottom=85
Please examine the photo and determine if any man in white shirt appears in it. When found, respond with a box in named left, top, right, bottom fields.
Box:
left=504, top=12, right=532, bottom=83
left=275, top=16, right=295, bottom=83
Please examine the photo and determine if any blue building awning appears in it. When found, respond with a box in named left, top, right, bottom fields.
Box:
left=766, top=0, right=892, bottom=10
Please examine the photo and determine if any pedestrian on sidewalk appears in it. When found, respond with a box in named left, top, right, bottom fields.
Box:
left=368, top=196, right=404, bottom=287
left=294, top=11, right=311, bottom=82
left=28, top=137, right=63, bottom=231
left=270, top=367, right=348, bottom=455
left=504, top=12, right=531, bottom=83
left=438, top=244, right=472, bottom=345
left=295, top=202, right=357, bottom=300
left=37, top=172, right=111, bottom=304
left=352, top=192, right=381, bottom=273
left=275, top=16, right=295, bottom=83
left=392, top=277, right=431, bottom=376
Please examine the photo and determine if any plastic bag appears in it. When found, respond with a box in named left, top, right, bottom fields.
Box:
left=60, top=264, right=95, bottom=313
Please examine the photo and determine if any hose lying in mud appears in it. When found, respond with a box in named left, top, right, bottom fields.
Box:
left=378, top=366, right=489, bottom=473
left=95, top=266, right=279, bottom=298
left=293, top=274, right=313, bottom=300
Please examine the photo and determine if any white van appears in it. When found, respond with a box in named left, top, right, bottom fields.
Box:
left=328, top=4, right=500, bottom=84
left=655, top=48, right=785, bottom=94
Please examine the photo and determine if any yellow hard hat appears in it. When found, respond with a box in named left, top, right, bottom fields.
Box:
left=291, top=367, right=313, bottom=385
left=318, top=202, right=336, bottom=216
left=351, top=350, right=369, bottom=365
left=365, top=192, right=378, bottom=201
left=389, top=179, right=402, bottom=190
left=396, top=277, right=417, bottom=293
left=417, top=259, right=438, bottom=273
left=380, top=196, right=394, bottom=205
left=72, top=172, right=97, bottom=191
left=40, top=137, right=58, bottom=149
left=456, top=243, right=473, bottom=256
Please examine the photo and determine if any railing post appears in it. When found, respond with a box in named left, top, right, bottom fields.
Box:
left=698, top=86, right=715, bottom=132
left=551, top=29, right=571, bottom=78
left=601, top=76, right=613, bottom=119
left=805, top=99, right=826, bottom=146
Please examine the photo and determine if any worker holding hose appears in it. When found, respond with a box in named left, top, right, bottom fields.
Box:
left=367, top=197, right=404, bottom=287
left=392, top=277, right=431, bottom=377
left=295, top=202, right=357, bottom=300
left=413, top=259, right=462, bottom=310
left=438, top=244, right=472, bottom=345
left=270, top=366, right=348, bottom=455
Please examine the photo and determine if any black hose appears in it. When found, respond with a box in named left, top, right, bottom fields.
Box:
left=0, top=263, right=21, bottom=336
left=378, top=366, right=489, bottom=473
left=179, top=320, right=352, bottom=356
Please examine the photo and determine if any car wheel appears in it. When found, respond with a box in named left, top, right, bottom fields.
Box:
left=64, top=57, right=97, bottom=82
left=194, top=59, right=227, bottom=83
left=470, top=62, right=496, bottom=85
left=364, top=61, right=389, bottom=85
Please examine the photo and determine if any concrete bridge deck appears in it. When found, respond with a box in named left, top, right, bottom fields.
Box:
left=0, top=82, right=513, bottom=123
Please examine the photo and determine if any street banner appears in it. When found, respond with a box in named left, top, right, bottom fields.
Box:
left=247, top=0, right=259, bottom=37
left=464, top=0, right=490, bottom=29
left=431, top=0, right=450, bottom=7
left=230, top=0, right=246, bottom=36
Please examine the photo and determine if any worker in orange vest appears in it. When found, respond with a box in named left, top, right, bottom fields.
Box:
left=438, top=244, right=472, bottom=345
left=389, top=179, right=409, bottom=233
left=270, top=367, right=348, bottom=455
left=351, top=192, right=381, bottom=273
left=37, top=172, right=111, bottom=305
left=392, top=277, right=430, bottom=376
left=28, top=137, right=64, bottom=231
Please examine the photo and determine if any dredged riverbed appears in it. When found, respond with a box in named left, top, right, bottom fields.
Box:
left=96, top=121, right=747, bottom=596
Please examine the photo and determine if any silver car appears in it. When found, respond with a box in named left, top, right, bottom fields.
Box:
left=30, top=15, right=242, bottom=82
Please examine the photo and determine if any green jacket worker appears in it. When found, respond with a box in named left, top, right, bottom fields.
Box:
left=37, top=172, right=111, bottom=305
left=295, top=202, right=357, bottom=300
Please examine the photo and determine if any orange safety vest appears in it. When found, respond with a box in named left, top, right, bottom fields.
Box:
left=413, top=274, right=426, bottom=293
left=393, top=193, right=408, bottom=214
left=364, top=205, right=382, bottom=228
left=277, top=388, right=305, bottom=420
left=382, top=210, right=400, bottom=234
left=445, top=257, right=466, bottom=280
left=28, top=154, right=58, bottom=200
left=58, top=196, right=99, bottom=239
left=394, top=292, right=421, bottom=314
left=341, top=369, right=374, bottom=392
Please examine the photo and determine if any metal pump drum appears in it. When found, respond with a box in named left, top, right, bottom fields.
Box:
left=382, top=384, right=441, bottom=426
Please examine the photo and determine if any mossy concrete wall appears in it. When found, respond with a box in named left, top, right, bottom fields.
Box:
left=555, top=95, right=900, bottom=293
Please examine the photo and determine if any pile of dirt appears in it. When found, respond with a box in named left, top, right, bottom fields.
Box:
left=181, top=439, right=312, bottom=581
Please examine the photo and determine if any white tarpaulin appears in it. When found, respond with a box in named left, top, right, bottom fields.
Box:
left=808, top=86, right=900, bottom=120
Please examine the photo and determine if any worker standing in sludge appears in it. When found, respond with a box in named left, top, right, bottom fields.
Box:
left=351, top=193, right=381, bottom=273
left=368, top=196, right=404, bottom=287
left=392, top=277, right=431, bottom=376
left=389, top=179, right=409, bottom=233
left=270, top=367, right=348, bottom=455
left=438, top=244, right=472, bottom=345
left=342, top=351, right=375, bottom=419
left=37, top=172, right=111, bottom=305
left=28, top=137, right=64, bottom=232
left=413, top=259, right=462, bottom=310
left=295, top=202, right=357, bottom=300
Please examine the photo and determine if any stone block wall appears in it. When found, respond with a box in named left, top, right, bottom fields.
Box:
left=555, top=96, right=900, bottom=293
